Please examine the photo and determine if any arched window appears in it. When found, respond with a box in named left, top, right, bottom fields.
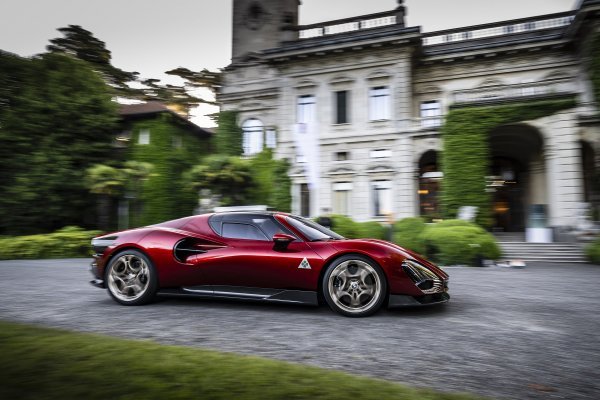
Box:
left=242, top=118, right=264, bottom=156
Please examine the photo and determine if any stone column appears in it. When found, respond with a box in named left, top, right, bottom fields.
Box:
left=539, top=111, right=585, bottom=228
left=395, top=134, right=416, bottom=219
left=393, top=49, right=413, bottom=128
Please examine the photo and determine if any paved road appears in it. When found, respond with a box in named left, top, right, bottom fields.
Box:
left=0, top=259, right=599, bottom=399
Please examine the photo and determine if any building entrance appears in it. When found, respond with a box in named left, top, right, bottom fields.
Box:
left=489, top=124, right=546, bottom=232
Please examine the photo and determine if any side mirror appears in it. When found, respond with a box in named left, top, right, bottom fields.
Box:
left=273, top=233, right=295, bottom=250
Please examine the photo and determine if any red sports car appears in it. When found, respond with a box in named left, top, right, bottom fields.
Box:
left=90, top=212, right=449, bottom=317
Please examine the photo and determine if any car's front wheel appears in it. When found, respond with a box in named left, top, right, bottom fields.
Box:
left=322, top=255, right=387, bottom=317
left=105, top=249, right=157, bottom=306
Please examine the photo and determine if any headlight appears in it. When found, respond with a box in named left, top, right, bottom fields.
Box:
left=91, top=236, right=118, bottom=255
left=401, top=259, right=443, bottom=294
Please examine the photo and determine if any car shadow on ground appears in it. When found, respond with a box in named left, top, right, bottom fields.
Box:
left=141, top=294, right=454, bottom=318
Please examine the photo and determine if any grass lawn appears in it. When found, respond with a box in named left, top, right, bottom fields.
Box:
left=0, top=320, right=484, bottom=400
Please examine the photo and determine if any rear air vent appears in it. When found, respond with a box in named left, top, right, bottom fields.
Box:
left=173, top=238, right=225, bottom=263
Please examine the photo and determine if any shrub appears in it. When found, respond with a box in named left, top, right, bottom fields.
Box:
left=0, top=227, right=100, bottom=260
left=392, top=218, right=501, bottom=265
left=328, top=216, right=386, bottom=239
left=356, top=221, right=387, bottom=240
left=393, top=218, right=427, bottom=254
left=330, top=215, right=362, bottom=238
left=421, top=223, right=501, bottom=265
left=585, top=238, right=600, bottom=264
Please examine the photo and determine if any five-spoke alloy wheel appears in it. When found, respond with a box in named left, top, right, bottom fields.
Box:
left=106, top=249, right=157, bottom=305
left=323, top=254, right=386, bottom=317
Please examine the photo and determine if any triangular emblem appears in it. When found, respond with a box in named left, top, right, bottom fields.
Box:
left=298, top=257, right=311, bottom=269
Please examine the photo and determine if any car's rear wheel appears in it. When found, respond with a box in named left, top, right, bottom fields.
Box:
left=106, top=249, right=157, bottom=306
left=322, top=254, right=387, bottom=317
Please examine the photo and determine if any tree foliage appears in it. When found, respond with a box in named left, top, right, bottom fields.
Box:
left=441, top=97, right=576, bottom=227
left=47, top=25, right=222, bottom=116
left=0, top=51, right=117, bottom=235
left=47, top=25, right=139, bottom=97
left=186, top=155, right=255, bottom=206
left=249, top=149, right=291, bottom=212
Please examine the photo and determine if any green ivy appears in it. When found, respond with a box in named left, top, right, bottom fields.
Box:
left=441, top=97, right=576, bottom=227
left=214, top=110, right=243, bottom=156
left=590, top=33, right=600, bottom=106
left=126, top=113, right=210, bottom=226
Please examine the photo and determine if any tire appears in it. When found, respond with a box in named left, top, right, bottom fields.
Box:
left=322, top=254, right=387, bottom=317
left=105, top=249, right=157, bottom=306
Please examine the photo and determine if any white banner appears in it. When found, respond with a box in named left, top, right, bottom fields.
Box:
left=294, top=122, right=320, bottom=189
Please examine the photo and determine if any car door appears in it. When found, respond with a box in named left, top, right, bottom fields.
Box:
left=198, top=214, right=323, bottom=291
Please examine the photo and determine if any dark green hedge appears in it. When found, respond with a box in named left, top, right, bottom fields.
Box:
left=442, top=98, right=576, bottom=227
left=393, top=217, right=427, bottom=254
left=328, top=215, right=387, bottom=240
left=393, top=218, right=501, bottom=266
left=585, top=238, right=600, bottom=264
left=0, top=227, right=100, bottom=260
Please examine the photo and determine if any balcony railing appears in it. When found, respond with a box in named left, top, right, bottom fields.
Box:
left=298, top=11, right=398, bottom=39
left=423, top=15, right=574, bottom=46
left=453, top=79, right=575, bottom=104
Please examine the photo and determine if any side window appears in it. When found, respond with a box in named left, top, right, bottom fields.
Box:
left=222, top=223, right=269, bottom=241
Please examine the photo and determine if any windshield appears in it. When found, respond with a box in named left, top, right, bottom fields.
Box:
left=285, top=216, right=345, bottom=241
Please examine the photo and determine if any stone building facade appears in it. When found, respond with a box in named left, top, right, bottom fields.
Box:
left=218, top=0, right=600, bottom=233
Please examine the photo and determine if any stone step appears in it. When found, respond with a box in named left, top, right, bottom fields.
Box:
left=501, top=248, right=584, bottom=253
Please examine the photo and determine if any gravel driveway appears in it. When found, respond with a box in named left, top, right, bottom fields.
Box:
left=0, top=259, right=599, bottom=399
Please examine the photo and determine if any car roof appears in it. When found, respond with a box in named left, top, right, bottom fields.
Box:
left=211, top=211, right=291, bottom=217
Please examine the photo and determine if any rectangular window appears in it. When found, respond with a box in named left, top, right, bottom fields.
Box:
left=370, top=149, right=392, bottom=158
left=335, top=151, right=349, bottom=161
left=138, top=129, right=150, bottom=145
left=369, top=86, right=390, bottom=121
left=332, top=182, right=352, bottom=216
left=300, top=183, right=310, bottom=217
left=420, top=100, right=442, bottom=128
left=297, top=95, right=316, bottom=124
left=265, top=129, right=277, bottom=149
left=334, top=90, right=349, bottom=124
left=372, top=180, right=392, bottom=217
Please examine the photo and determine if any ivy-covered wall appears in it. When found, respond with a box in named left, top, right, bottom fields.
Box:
left=441, top=97, right=576, bottom=227
left=214, top=110, right=243, bottom=156
left=590, top=32, right=600, bottom=107
left=127, top=113, right=210, bottom=226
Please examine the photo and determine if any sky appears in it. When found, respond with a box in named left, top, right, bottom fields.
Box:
left=0, top=0, right=577, bottom=126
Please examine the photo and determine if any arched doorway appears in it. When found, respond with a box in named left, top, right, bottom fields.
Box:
left=418, top=150, right=442, bottom=221
left=488, top=124, right=546, bottom=232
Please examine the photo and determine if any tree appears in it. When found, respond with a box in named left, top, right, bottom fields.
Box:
left=86, top=164, right=127, bottom=231
left=85, top=161, right=153, bottom=230
left=47, top=25, right=139, bottom=97
left=139, top=67, right=222, bottom=118
left=186, top=156, right=255, bottom=206
left=165, top=67, right=222, bottom=95
left=0, top=52, right=118, bottom=235
left=249, top=149, right=291, bottom=211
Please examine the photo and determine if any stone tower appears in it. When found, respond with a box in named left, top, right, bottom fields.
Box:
left=232, top=0, right=300, bottom=62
